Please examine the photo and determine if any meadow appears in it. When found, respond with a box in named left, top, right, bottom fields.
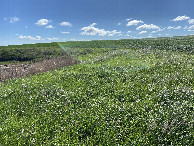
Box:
left=0, top=36, right=193, bottom=145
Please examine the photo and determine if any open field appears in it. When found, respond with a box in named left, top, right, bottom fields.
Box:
left=0, top=36, right=193, bottom=145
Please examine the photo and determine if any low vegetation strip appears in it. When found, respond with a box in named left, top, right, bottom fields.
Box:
left=0, top=56, right=78, bottom=82
left=0, top=42, right=66, bottom=64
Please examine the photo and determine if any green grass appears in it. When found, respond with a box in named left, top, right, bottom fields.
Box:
left=0, top=37, right=193, bottom=145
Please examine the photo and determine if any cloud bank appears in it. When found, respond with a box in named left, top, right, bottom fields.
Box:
left=35, top=19, right=49, bottom=26
left=81, top=23, right=121, bottom=36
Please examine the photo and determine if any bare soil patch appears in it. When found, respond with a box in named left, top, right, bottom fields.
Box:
left=0, top=56, right=78, bottom=82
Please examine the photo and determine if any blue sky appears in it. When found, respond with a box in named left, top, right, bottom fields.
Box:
left=1, top=0, right=194, bottom=46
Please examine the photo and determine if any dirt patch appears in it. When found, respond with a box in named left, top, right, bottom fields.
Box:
left=0, top=56, right=78, bottom=82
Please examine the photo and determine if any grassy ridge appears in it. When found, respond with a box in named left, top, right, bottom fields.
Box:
left=0, top=37, right=193, bottom=145
left=58, top=35, right=194, bottom=53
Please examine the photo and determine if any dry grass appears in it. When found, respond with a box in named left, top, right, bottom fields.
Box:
left=0, top=56, right=78, bottom=82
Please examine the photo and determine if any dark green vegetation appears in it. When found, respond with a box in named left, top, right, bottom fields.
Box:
left=59, top=35, right=194, bottom=53
left=0, top=36, right=193, bottom=145
left=0, top=43, right=66, bottom=64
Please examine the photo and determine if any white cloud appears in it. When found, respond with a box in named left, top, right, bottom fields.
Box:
left=18, top=35, right=41, bottom=40
left=117, top=22, right=121, bottom=26
left=81, top=23, right=121, bottom=36
left=188, top=25, right=194, bottom=30
left=126, top=18, right=132, bottom=21
left=47, top=38, right=58, bottom=41
left=60, top=22, right=72, bottom=27
left=35, top=19, right=49, bottom=26
left=126, top=20, right=144, bottom=26
left=4, top=17, right=20, bottom=23
left=10, top=17, right=20, bottom=23
left=61, top=31, right=70, bottom=34
left=125, top=34, right=131, bottom=37
left=151, top=31, right=157, bottom=33
left=70, top=38, right=76, bottom=41
left=127, top=31, right=131, bottom=33
left=173, top=15, right=190, bottom=21
left=184, top=25, right=188, bottom=29
left=184, top=25, right=194, bottom=30
left=136, top=24, right=160, bottom=30
left=108, top=30, right=122, bottom=36
left=167, top=26, right=181, bottom=29
left=138, top=31, right=147, bottom=34
left=175, top=26, right=182, bottom=29
left=188, top=19, right=194, bottom=24
left=45, top=25, right=55, bottom=29
left=167, top=26, right=174, bottom=29
left=151, top=28, right=165, bottom=33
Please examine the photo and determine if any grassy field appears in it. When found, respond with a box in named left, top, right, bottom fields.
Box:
left=0, top=36, right=193, bottom=145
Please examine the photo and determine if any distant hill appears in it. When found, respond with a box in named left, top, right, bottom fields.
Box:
left=0, top=42, right=67, bottom=64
